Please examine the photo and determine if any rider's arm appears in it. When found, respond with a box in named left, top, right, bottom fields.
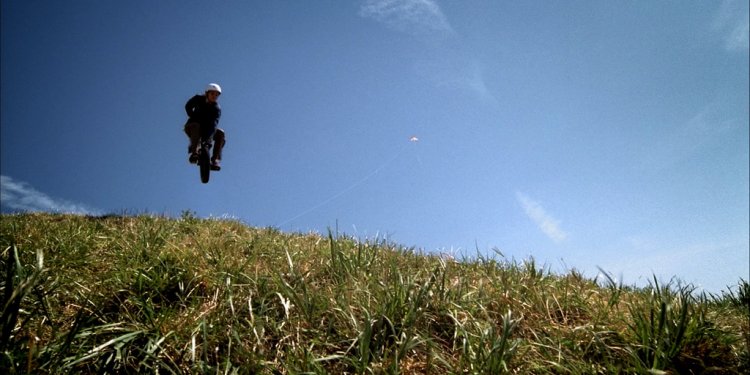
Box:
left=185, top=95, right=201, bottom=117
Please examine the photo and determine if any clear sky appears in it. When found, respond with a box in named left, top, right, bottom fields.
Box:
left=2, top=1, right=748, bottom=294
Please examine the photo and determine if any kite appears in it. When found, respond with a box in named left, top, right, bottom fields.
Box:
left=409, top=136, right=419, bottom=142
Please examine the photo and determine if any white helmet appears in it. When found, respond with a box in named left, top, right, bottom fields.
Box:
left=205, top=83, right=222, bottom=94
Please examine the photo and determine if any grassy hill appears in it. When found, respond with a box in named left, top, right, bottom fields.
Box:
left=1, top=213, right=748, bottom=374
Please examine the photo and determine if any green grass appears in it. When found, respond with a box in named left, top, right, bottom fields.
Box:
left=1, top=212, right=747, bottom=374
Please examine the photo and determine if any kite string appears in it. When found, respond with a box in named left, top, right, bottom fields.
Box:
left=276, top=144, right=408, bottom=228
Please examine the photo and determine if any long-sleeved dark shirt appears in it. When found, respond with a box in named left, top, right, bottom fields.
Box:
left=185, top=95, right=221, bottom=129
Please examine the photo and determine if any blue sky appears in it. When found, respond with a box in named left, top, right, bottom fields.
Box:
left=2, top=1, right=748, bottom=294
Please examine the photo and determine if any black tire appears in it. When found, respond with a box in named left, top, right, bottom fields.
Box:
left=199, top=145, right=211, bottom=183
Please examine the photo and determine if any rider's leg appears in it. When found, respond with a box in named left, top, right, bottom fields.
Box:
left=209, top=129, right=225, bottom=171
left=212, top=128, right=226, bottom=163
left=184, top=122, right=201, bottom=155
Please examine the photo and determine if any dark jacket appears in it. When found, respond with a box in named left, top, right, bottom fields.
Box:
left=185, top=95, right=221, bottom=129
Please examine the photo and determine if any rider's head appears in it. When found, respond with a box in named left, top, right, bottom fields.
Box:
left=205, top=83, right=222, bottom=103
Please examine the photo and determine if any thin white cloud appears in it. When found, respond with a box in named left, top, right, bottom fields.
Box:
left=359, top=0, right=453, bottom=36
left=360, top=0, right=496, bottom=105
left=713, top=0, right=749, bottom=52
left=516, top=192, right=568, bottom=243
left=640, top=103, right=740, bottom=172
left=414, top=58, right=498, bottom=105
left=599, top=236, right=750, bottom=293
left=0, top=175, right=101, bottom=215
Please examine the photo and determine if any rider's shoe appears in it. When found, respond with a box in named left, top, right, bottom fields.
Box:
left=210, top=160, right=221, bottom=171
left=189, top=153, right=199, bottom=164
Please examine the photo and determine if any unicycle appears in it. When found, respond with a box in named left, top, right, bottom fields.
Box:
left=197, top=139, right=212, bottom=184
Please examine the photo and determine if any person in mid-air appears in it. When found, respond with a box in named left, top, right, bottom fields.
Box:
left=184, top=83, right=225, bottom=171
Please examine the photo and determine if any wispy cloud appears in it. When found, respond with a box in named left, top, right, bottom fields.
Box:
left=640, top=103, right=741, bottom=172
left=359, top=0, right=496, bottom=104
left=713, top=0, right=749, bottom=52
left=516, top=192, right=568, bottom=243
left=359, top=0, right=454, bottom=37
left=0, top=175, right=101, bottom=215
left=414, top=58, right=497, bottom=105
left=598, top=236, right=750, bottom=293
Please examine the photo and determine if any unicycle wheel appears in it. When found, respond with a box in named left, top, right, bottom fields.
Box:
left=198, top=147, right=211, bottom=184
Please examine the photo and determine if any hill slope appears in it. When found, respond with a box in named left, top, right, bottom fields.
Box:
left=1, top=213, right=747, bottom=374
